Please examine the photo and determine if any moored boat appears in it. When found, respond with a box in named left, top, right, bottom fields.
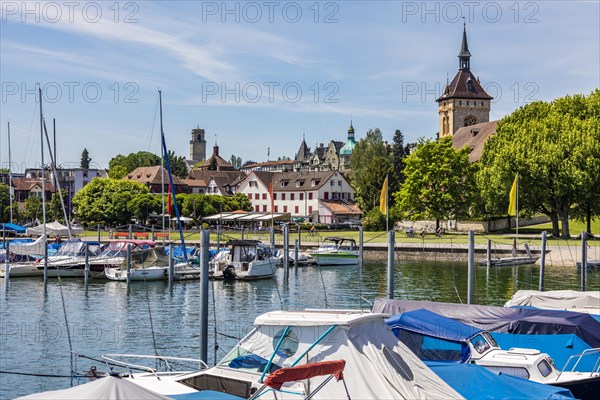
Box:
left=210, top=240, right=278, bottom=280
left=309, top=237, right=358, bottom=266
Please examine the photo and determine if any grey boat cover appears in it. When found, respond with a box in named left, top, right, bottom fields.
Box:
left=372, top=298, right=600, bottom=348
left=504, top=290, right=600, bottom=314
left=16, top=376, right=170, bottom=399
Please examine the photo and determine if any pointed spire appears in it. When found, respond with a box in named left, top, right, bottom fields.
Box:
left=458, top=20, right=471, bottom=70
left=347, top=120, right=355, bottom=137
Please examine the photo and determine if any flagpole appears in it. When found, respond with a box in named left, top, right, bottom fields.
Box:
left=386, top=174, right=389, bottom=232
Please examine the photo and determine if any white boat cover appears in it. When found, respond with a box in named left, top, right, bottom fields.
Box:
left=9, top=235, right=46, bottom=256
left=16, top=376, right=170, bottom=399
left=26, top=221, right=84, bottom=237
left=237, top=311, right=463, bottom=399
left=504, top=289, right=600, bottom=314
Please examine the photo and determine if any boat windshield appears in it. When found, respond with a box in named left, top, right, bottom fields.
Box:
left=470, top=334, right=491, bottom=354
left=54, top=242, right=84, bottom=257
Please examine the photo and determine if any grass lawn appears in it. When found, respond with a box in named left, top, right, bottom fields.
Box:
left=82, top=220, right=599, bottom=247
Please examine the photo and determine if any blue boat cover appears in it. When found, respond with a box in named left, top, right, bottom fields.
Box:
left=373, top=299, right=600, bottom=349
left=0, top=223, right=26, bottom=233
left=169, top=391, right=244, bottom=400
left=425, top=361, right=575, bottom=399
left=386, top=309, right=483, bottom=342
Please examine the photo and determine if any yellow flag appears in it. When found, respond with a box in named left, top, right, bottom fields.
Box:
left=379, top=175, right=388, bottom=215
left=508, top=174, right=518, bottom=216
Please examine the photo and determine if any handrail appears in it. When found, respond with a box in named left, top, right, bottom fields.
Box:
left=558, top=348, right=600, bottom=380
left=101, top=353, right=207, bottom=378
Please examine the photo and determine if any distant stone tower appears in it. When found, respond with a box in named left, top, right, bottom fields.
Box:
left=190, top=127, right=207, bottom=162
left=437, top=24, right=492, bottom=137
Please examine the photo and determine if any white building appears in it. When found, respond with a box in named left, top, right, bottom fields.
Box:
left=237, top=170, right=361, bottom=224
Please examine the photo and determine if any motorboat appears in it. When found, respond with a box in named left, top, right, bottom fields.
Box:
left=386, top=308, right=600, bottom=399
left=210, top=240, right=278, bottom=280
left=88, top=240, right=155, bottom=278
left=309, top=237, right=358, bottom=266
left=478, top=242, right=539, bottom=266
left=72, top=310, right=463, bottom=399
left=504, top=289, right=600, bottom=315
left=104, top=246, right=170, bottom=281
left=36, top=239, right=102, bottom=278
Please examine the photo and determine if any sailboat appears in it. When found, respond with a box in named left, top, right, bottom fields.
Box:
left=479, top=174, right=539, bottom=266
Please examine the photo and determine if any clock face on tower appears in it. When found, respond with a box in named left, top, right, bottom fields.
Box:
left=464, top=115, right=477, bottom=127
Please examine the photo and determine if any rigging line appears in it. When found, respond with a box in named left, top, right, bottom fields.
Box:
left=143, top=278, right=159, bottom=358
left=56, top=276, right=75, bottom=383
left=273, top=274, right=284, bottom=310
left=317, top=264, right=329, bottom=309
left=0, top=370, right=88, bottom=378
left=148, top=96, right=160, bottom=153
left=23, top=100, right=38, bottom=167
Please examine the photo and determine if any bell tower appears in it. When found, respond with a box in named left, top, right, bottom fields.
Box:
left=190, top=127, right=207, bottom=162
left=437, top=24, right=492, bottom=137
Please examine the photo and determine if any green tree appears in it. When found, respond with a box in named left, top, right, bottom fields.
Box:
left=0, top=184, right=12, bottom=222
left=72, top=178, right=150, bottom=225
left=167, top=150, right=189, bottom=179
left=108, top=151, right=161, bottom=178
left=128, top=193, right=162, bottom=225
left=476, top=90, right=600, bottom=237
left=108, top=165, right=128, bottom=179
left=394, top=137, right=475, bottom=224
left=229, top=155, right=242, bottom=169
left=48, top=189, right=68, bottom=223
left=80, top=148, right=91, bottom=169
left=208, top=155, right=218, bottom=171
left=349, top=128, right=393, bottom=211
left=22, top=196, right=42, bottom=223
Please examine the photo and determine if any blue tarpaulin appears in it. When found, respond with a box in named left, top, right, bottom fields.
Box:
left=426, top=361, right=574, bottom=399
left=386, top=309, right=483, bottom=342
left=0, top=223, right=26, bottom=234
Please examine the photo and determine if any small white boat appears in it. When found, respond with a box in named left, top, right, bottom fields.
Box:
left=210, top=240, right=278, bottom=280
left=309, top=237, right=358, bottom=266
left=0, top=261, right=43, bottom=278
left=479, top=242, right=539, bottom=266
left=105, top=265, right=167, bottom=281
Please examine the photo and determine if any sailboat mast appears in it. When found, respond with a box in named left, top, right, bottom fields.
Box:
left=516, top=175, right=519, bottom=247
left=39, top=86, right=48, bottom=282
left=159, top=90, right=165, bottom=246
left=8, top=122, right=13, bottom=224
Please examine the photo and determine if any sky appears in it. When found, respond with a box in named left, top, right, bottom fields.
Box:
left=1, top=1, right=599, bottom=172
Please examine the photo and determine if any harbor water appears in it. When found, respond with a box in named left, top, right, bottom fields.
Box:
left=1, top=259, right=598, bottom=399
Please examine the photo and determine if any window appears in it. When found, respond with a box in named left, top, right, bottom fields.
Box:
left=290, top=193, right=294, bottom=201
left=282, top=193, right=286, bottom=201
left=324, top=192, right=329, bottom=200
left=262, top=193, right=267, bottom=200
left=273, top=193, right=277, bottom=200
left=283, top=206, right=288, bottom=213
left=274, top=206, right=278, bottom=212
left=537, top=360, right=553, bottom=377
left=299, top=193, right=304, bottom=200
left=338, top=181, right=342, bottom=186
left=470, top=335, right=490, bottom=354
left=308, top=206, right=313, bottom=213
left=249, top=181, right=257, bottom=187
left=254, top=193, right=260, bottom=200
left=294, top=206, right=299, bottom=213
left=485, top=366, right=530, bottom=380
left=262, top=205, right=267, bottom=212
left=247, top=194, right=252, bottom=200
left=272, top=329, right=299, bottom=358
left=308, top=193, right=313, bottom=200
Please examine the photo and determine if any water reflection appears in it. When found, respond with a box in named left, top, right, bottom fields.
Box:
left=1, top=260, right=598, bottom=398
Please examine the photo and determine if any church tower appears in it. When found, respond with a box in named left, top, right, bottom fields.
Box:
left=437, top=24, right=492, bottom=137
left=190, top=127, right=207, bottom=162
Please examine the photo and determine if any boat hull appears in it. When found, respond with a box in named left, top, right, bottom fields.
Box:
left=552, top=374, right=600, bottom=400
left=311, top=253, right=358, bottom=266
left=0, top=263, right=43, bottom=277
left=105, top=267, right=168, bottom=281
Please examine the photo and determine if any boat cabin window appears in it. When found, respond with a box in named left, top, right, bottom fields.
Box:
left=219, top=345, right=280, bottom=374
left=485, top=366, right=530, bottom=380
left=273, top=329, right=299, bottom=358
left=470, top=334, right=490, bottom=354
left=537, top=359, right=553, bottom=377
left=482, top=332, right=498, bottom=348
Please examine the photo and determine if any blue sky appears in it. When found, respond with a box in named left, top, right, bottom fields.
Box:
left=1, top=1, right=598, bottom=172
